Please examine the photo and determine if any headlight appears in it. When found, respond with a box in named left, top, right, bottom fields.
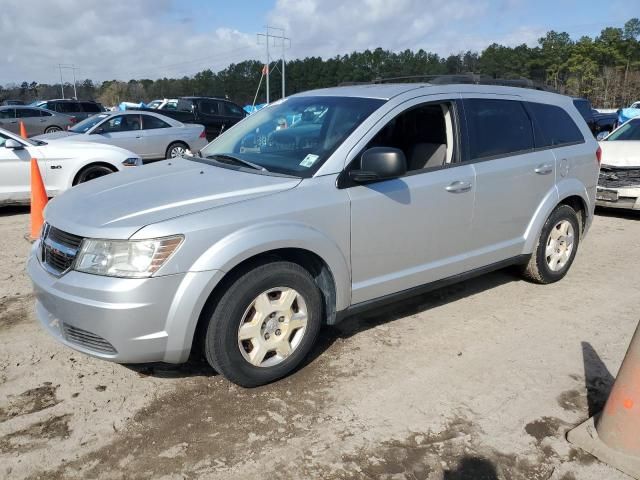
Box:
left=122, top=157, right=142, bottom=167
left=74, top=236, right=183, bottom=278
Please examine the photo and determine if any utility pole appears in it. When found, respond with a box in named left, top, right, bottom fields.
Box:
left=58, top=64, right=79, bottom=99
left=58, top=64, right=65, bottom=99
left=257, top=26, right=290, bottom=103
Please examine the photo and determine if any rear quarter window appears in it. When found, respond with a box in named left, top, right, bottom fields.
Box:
left=525, top=102, right=584, bottom=147
left=463, top=98, right=534, bottom=160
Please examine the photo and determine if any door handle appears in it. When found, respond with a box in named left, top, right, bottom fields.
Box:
left=534, top=164, right=553, bottom=175
left=445, top=181, right=472, bottom=193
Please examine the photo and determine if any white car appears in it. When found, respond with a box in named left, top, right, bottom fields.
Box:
left=0, top=127, right=141, bottom=206
left=596, top=117, right=640, bottom=210
left=34, top=111, right=207, bottom=161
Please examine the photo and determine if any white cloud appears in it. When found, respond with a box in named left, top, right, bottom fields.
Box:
left=0, top=0, right=262, bottom=84
left=0, top=0, right=547, bottom=85
left=267, top=0, right=492, bottom=58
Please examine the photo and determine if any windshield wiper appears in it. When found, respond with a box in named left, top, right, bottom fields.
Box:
left=206, top=154, right=268, bottom=172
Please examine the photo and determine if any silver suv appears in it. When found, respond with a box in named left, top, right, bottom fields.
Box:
left=28, top=83, right=600, bottom=387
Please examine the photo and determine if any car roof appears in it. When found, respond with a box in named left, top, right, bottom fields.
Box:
left=294, top=83, right=568, bottom=102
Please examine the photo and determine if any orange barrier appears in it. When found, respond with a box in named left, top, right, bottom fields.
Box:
left=19, top=121, right=28, bottom=139
left=30, top=159, right=48, bottom=240
left=568, top=321, right=640, bottom=478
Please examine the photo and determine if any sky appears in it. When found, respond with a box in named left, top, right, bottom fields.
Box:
left=0, top=0, right=633, bottom=85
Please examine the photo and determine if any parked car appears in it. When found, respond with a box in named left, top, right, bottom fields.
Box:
left=33, top=111, right=208, bottom=161
left=0, top=127, right=141, bottom=206
left=140, top=96, right=246, bottom=140
left=0, top=106, right=76, bottom=136
left=1, top=99, right=25, bottom=106
left=572, top=98, right=617, bottom=137
left=596, top=117, right=640, bottom=210
left=27, top=83, right=599, bottom=387
left=31, top=99, right=105, bottom=121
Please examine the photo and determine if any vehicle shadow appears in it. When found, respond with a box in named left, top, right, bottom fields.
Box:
left=442, top=456, right=499, bottom=480
left=131, top=268, right=519, bottom=380
left=0, top=205, right=30, bottom=217
left=595, top=206, right=640, bottom=220
left=305, top=268, right=519, bottom=367
left=580, top=341, right=615, bottom=417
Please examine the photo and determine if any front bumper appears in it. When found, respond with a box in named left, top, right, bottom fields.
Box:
left=27, top=245, right=223, bottom=364
left=596, top=186, right=640, bottom=210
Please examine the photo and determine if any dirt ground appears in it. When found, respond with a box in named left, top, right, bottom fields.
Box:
left=1, top=206, right=639, bottom=480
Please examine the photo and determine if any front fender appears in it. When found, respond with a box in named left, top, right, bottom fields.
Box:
left=189, top=221, right=351, bottom=311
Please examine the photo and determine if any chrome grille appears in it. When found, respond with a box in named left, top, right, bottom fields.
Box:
left=62, top=324, right=117, bottom=354
left=41, top=224, right=83, bottom=275
left=599, top=167, right=640, bottom=189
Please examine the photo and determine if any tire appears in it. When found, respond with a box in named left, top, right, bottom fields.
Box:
left=165, top=142, right=188, bottom=159
left=44, top=126, right=62, bottom=134
left=203, top=260, right=323, bottom=387
left=73, top=164, right=116, bottom=185
left=522, top=204, right=581, bottom=284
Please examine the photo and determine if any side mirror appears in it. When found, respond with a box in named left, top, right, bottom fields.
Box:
left=349, top=147, right=407, bottom=183
left=92, top=127, right=105, bottom=135
left=596, top=131, right=609, bottom=141
left=5, top=139, right=24, bottom=149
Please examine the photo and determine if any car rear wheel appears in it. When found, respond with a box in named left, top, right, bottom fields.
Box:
left=203, top=260, right=323, bottom=387
left=44, top=126, right=62, bottom=133
left=73, top=164, right=116, bottom=185
left=522, top=204, right=581, bottom=284
left=166, top=142, right=188, bottom=159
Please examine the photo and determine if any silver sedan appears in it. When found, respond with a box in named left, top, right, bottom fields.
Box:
left=33, top=111, right=208, bottom=161
left=0, top=106, right=76, bottom=136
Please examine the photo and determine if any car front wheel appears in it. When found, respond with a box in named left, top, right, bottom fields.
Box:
left=203, top=260, right=323, bottom=387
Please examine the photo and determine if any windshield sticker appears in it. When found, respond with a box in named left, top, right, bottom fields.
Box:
left=300, top=154, right=319, bottom=168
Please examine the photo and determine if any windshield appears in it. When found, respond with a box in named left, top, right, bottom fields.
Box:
left=606, top=119, right=640, bottom=141
left=69, top=113, right=110, bottom=133
left=200, top=96, right=385, bottom=177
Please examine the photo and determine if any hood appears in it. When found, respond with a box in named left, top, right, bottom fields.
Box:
left=44, top=158, right=301, bottom=239
left=39, top=139, right=135, bottom=157
left=33, top=131, right=79, bottom=141
left=599, top=141, right=640, bottom=167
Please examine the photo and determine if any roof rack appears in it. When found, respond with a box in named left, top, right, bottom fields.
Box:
left=340, top=74, right=555, bottom=92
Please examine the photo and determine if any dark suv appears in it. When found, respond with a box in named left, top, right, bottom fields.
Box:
left=32, top=99, right=105, bottom=121
left=141, top=96, right=246, bottom=140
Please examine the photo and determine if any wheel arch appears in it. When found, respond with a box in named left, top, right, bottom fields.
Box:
left=523, top=181, right=592, bottom=254
left=187, top=246, right=341, bottom=363
left=70, top=160, right=120, bottom=186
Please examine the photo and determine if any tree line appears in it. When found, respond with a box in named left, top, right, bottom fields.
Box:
left=2, top=18, right=639, bottom=109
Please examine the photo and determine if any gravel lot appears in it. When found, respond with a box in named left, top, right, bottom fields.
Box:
left=1, top=206, right=638, bottom=480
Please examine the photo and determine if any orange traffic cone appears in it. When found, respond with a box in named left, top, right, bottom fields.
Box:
left=568, top=321, right=640, bottom=478
left=30, top=159, right=48, bottom=241
left=19, top=121, right=28, bottom=139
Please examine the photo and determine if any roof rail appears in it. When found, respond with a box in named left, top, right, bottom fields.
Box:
left=340, top=74, right=556, bottom=92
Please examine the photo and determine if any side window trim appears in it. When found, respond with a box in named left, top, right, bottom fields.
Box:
left=337, top=96, right=464, bottom=189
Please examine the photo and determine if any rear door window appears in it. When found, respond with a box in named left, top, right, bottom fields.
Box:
left=463, top=98, right=534, bottom=160
left=81, top=102, right=101, bottom=113
left=56, top=102, right=79, bottom=113
left=199, top=100, right=219, bottom=115
left=0, top=109, right=15, bottom=119
left=141, top=115, right=170, bottom=130
left=525, top=102, right=584, bottom=147
left=15, top=108, right=41, bottom=118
